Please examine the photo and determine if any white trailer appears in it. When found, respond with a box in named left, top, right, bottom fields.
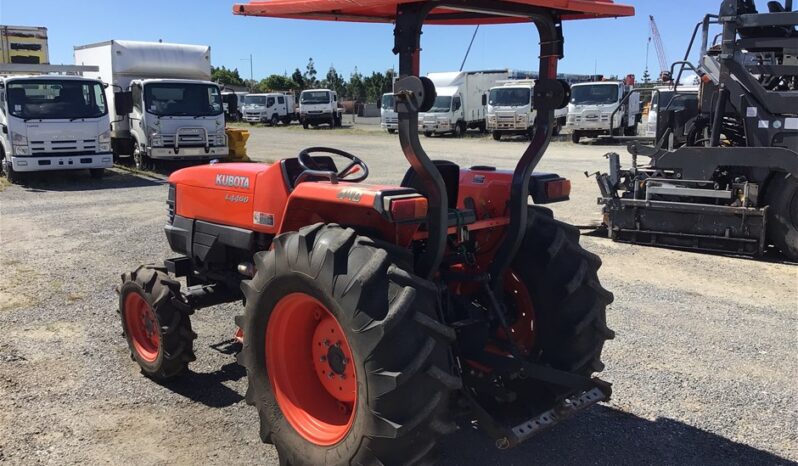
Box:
left=299, top=89, right=342, bottom=129
left=74, top=40, right=228, bottom=169
left=486, top=79, right=568, bottom=141
left=419, top=70, right=508, bottom=137
left=242, top=92, right=296, bottom=125
left=565, top=81, right=641, bottom=143
left=0, top=65, right=113, bottom=183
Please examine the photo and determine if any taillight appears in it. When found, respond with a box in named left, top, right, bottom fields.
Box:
left=545, top=178, right=571, bottom=200
left=389, top=197, right=428, bottom=222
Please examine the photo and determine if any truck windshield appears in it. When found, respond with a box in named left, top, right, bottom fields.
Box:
left=245, top=95, right=266, bottom=105
left=144, top=83, right=223, bottom=117
left=570, top=85, right=619, bottom=105
left=428, top=96, right=452, bottom=113
left=300, top=91, right=330, bottom=104
left=381, top=94, right=394, bottom=110
left=489, top=88, right=531, bottom=107
left=6, top=79, right=107, bottom=120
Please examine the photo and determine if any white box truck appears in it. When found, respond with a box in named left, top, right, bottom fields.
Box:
left=299, top=89, right=342, bottom=129
left=380, top=92, right=398, bottom=133
left=0, top=64, right=113, bottom=183
left=486, top=79, right=568, bottom=141
left=419, top=70, right=508, bottom=137
left=566, top=80, right=640, bottom=143
left=74, top=40, right=228, bottom=169
left=242, top=92, right=296, bottom=125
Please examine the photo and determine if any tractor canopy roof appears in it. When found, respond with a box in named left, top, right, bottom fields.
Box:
left=232, top=0, right=634, bottom=24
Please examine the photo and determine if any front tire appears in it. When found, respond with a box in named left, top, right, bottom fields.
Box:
left=238, top=224, right=458, bottom=466
left=492, top=131, right=501, bottom=141
left=118, top=265, right=196, bottom=380
left=571, top=132, right=581, bottom=144
left=270, top=114, right=279, bottom=126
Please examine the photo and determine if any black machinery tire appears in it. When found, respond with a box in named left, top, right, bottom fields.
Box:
left=238, top=223, right=459, bottom=466
left=571, top=132, right=581, bottom=144
left=512, top=207, right=614, bottom=385
left=118, top=264, right=196, bottom=380
left=492, top=131, right=501, bottom=141
left=89, top=168, right=105, bottom=179
left=766, top=173, right=798, bottom=261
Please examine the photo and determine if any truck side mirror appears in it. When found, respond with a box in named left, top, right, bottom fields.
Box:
left=114, top=91, right=134, bottom=115
left=482, top=94, right=487, bottom=106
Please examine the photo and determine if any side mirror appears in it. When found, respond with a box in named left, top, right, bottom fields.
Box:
left=2, top=125, right=7, bottom=134
left=114, top=91, right=134, bottom=115
left=482, top=94, right=487, bottom=106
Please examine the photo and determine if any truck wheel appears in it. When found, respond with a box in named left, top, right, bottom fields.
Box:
left=571, top=132, right=581, bottom=144
left=282, top=116, right=291, bottom=125
left=387, top=128, right=396, bottom=134
left=492, top=131, right=501, bottom=141
left=249, top=122, right=256, bottom=126
left=303, top=121, right=309, bottom=129
left=552, top=121, right=561, bottom=136
left=118, top=264, right=196, bottom=380
left=238, top=223, right=458, bottom=466
left=766, top=173, right=798, bottom=261
left=453, top=122, right=465, bottom=138
left=424, top=131, right=433, bottom=138
left=511, top=207, right=614, bottom=392
left=270, top=114, right=279, bottom=126
left=133, top=146, right=152, bottom=171
left=89, top=168, right=105, bottom=179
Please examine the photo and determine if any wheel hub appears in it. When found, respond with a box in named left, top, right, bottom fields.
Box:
left=123, top=292, right=160, bottom=363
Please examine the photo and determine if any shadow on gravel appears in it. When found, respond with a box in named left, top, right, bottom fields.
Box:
left=440, top=405, right=791, bottom=465
left=159, top=362, right=245, bottom=408
left=14, top=168, right=163, bottom=192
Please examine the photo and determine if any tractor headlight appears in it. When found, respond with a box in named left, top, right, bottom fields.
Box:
left=98, top=130, right=111, bottom=152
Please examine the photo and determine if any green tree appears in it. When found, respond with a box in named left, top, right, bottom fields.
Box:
left=257, top=74, right=299, bottom=92
left=211, top=66, right=244, bottom=87
left=322, top=65, right=346, bottom=97
left=291, top=68, right=305, bottom=90
left=347, top=68, right=366, bottom=102
left=304, top=58, right=318, bottom=88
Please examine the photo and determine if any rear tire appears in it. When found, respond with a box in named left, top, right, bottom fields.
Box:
left=766, top=173, right=798, bottom=261
left=238, top=223, right=458, bottom=466
left=118, top=264, right=196, bottom=380
left=512, top=207, right=614, bottom=388
left=453, top=122, right=465, bottom=138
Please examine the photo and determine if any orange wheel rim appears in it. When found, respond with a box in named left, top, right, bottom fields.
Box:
left=266, top=293, right=357, bottom=446
left=124, top=292, right=160, bottom=362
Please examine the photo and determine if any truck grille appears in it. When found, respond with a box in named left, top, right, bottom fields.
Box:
left=30, top=138, right=97, bottom=155
left=161, top=134, right=207, bottom=147
left=384, top=117, right=398, bottom=124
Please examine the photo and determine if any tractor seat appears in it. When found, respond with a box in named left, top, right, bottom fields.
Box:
left=401, top=160, right=476, bottom=227
left=281, top=156, right=338, bottom=189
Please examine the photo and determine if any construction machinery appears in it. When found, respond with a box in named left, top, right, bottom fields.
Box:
left=595, top=0, right=797, bottom=260
left=117, top=1, right=633, bottom=464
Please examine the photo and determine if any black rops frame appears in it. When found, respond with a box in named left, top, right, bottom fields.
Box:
left=391, top=1, right=566, bottom=299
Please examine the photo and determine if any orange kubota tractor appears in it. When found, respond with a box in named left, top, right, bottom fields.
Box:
left=117, top=1, right=633, bottom=464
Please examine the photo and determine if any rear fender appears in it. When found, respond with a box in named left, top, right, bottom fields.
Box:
left=279, top=182, right=423, bottom=247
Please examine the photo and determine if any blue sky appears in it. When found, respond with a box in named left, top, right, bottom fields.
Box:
left=0, top=1, right=752, bottom=80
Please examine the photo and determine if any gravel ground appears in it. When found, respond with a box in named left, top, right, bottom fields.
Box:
left=1, top=123, right=796, bottom=465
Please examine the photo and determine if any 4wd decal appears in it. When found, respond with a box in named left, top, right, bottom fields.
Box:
left=336, top=189, right=363, bottom=203
left=215, top=174, right=250, bottom=189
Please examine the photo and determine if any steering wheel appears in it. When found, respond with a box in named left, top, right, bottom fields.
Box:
left=297, top=146, right=369, bottom=184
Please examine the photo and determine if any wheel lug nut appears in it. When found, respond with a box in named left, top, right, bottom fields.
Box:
left=327, top=372, right=334, bottom=379
left=320, top=356, right=327, bottom=362
left=323, top=339, right=330, bottom=347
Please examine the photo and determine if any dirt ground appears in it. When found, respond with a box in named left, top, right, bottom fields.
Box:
left=1, top=122, right=796, bottom=465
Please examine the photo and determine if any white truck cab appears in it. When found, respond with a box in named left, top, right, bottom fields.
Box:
left=299, top=89, right=342, bottom=129
left=242, top=92, right=296, bottom=126
left=0, top=71, right=113, bottom=183
left=645, top=85, right=700, bottom=139
left=566, top=81, right=640, bottom=143
left=380, top=93, right=398, bottom=133
left=75, top=40, right=228, bottom=170
left=486, top=80, right=568, bottom=141
left=418, top=70, right=508, bottom=137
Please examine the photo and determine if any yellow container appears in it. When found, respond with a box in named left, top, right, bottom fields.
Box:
left=225, top=128, right=250, bottom=162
